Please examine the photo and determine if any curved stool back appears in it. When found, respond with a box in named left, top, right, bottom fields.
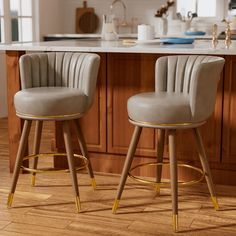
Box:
left=155, top=55, right=223, bottom=122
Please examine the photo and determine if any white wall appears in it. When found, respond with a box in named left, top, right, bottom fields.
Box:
left=58, top=0, right=167, bottom=34
left=45, top=0, right=227, bottom=36
left=37, top=0, right=63, bottom=40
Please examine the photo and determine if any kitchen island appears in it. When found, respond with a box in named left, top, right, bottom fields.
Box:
left=1, top=39, right=236, bottom=185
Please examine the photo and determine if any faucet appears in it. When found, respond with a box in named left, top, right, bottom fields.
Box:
left=110, top=0, right=128, bottom=26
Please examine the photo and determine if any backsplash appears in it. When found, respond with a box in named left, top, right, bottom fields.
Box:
left=59, top=0, right=175, bottom=34
left=41, top=0, right=226, bottom=37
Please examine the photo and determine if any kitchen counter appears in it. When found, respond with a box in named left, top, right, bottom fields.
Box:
left=1, top=39, right=235, bottom=55
left=43, top=33, right=138, bottom=41
left=2, top=39, right=236, bottom=185
left=43, top=33, right=212, bottom=41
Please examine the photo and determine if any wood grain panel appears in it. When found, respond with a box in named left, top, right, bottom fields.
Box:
left=107, top=53, right=163, bottom=156
left=222, top=55, right=236, bottom=164
left=6, top=51, right=26, bottom=172
left=79, top=53, right=107, bottom=152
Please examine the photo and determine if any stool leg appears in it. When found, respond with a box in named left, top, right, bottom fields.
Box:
left=63, top=121, right=81, bottom=213
left=168, top=129, right=178, bottom=232
left=156, top=129, right=165, bottom=194
left=112, top=126, right=142, bottom=213
left=7, top=120, right=32, bottom=207
left=193, top=128, right=219, bottom=210
left=31, top=121, right=43, bottom=186
left=74, top=119, right=96, bottom=189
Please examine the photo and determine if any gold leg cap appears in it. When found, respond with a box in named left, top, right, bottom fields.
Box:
left=172, top=214, right=178, bottom=232
left=211, top=196, right=219, bottom=211
left=91, top=178, right=96, bottom=190
left=75, top=196, right=81, bottom=213
left=112, top=199, right=120, bottom=214
left=7, top=193, right=14, bottom=207
left=31, top=175, right=36, bottom=186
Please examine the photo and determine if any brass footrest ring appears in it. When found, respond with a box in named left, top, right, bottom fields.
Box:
left=22, top=153, right=88, bottom=173
left=128, top=162, right=205, bottom=187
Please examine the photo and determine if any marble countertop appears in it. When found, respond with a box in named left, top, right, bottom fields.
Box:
left=44, top=33, right=212, bottom=40
left=44, top=33, right=137, bottom=39
left=0, top=39, right=236, bottom=55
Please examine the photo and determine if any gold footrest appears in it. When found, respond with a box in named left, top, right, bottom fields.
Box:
left=128, top=162, right=205, bottom=187
left=21, top=153, right=88, bottom=173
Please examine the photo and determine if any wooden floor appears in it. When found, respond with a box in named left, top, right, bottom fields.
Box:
left=0, top=118, right=236, bottom=235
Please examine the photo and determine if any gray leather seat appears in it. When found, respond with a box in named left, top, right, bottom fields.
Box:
left=113, top=55, right=225, bottom=232
left=15, top=87, right=88, bottom=119
left=128, top=92, right=191, bottom=125
left=8, top=52, right=100, bottom=213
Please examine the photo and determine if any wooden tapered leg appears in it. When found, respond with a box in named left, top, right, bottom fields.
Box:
left=112, top=126, right=142, bottom=213
left=63, top=120, right=81, bottom=213
left=74, top=119, right=96, bottom=189
left=31, top=121, right=43, bottom=186
left=156, top=129, right=165, bottom=193
left=7, top=120, right=32, bottom=207
left=168, top=129, right=178, bottom=232
left=193, top=128, right=219, bottom=210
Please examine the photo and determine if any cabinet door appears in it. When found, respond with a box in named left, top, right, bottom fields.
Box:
left=79, top=53, right=106, bottom=152
left=222, top=55, right=236, bottom=164
left=107, top=53, right=162, bottom=157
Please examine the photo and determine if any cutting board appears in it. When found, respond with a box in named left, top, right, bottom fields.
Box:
left=76, top=1, right=98, bottom=33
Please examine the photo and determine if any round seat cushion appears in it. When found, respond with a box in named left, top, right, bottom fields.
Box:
left=14, top=87, right=88, bottom=120
left=127, top=92, right=193, bottom=126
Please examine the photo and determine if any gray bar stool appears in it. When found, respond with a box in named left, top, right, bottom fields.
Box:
left=112, top=55, right=225, bottom=232
left=7, top=52, right=100, bottom=212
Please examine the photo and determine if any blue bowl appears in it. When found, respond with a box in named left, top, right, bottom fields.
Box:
left=160, top=37, right=194, bottom=44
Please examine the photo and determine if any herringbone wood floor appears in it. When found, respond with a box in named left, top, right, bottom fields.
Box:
left=0, top=118, right=236, bottom=235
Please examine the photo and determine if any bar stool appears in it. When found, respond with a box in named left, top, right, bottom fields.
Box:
left=7, top=52, right=100, bottom=212
left=112, top=55, right=225, bottom=232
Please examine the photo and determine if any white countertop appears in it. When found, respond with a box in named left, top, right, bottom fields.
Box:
left=44, top=33, right=212, bottom=40
left=44, top=33, right=137, bottom=38
left=1, top=39, right=236, bottom=55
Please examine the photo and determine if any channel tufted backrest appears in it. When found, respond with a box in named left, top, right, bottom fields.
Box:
left=155, top=55, right=225, bottom=122
left=19, top=52, right=100, bottom=108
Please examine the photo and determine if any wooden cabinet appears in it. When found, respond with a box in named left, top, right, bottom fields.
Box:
left=6, top=51, right=27, bottom=172
left=107, top=53, right=162, bottom=157
left=6, top=51, right=236, bottom=185
left=222, top=56, right=236, bottom=165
